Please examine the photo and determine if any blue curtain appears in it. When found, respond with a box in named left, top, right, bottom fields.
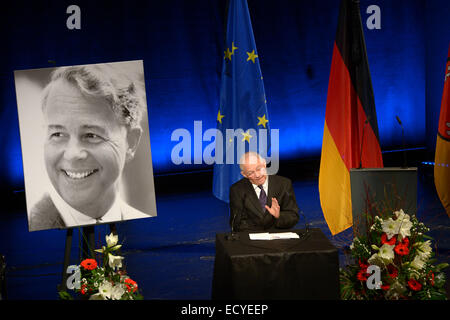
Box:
left=0, top=0, right=447, bottom=190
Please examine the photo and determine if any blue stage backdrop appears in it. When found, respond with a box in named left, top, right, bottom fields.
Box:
left=0, top=0, right=448, bottom=191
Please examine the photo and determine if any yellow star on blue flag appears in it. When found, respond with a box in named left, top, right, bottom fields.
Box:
left=217, top=110, right=225, bottom=123
left=246, top=50, right=258, bottom=63
left=257, top=114, right=269, bottom=128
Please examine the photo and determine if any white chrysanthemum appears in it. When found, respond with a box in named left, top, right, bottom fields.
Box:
left=416, top=240, right=432, bottom=260
left=411, top=255, right=426, bottom=270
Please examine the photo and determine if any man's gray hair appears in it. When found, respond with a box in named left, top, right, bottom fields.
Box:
left=41, top=64, right=145, bottom=129
left=239, top=151, right=266, bottom=171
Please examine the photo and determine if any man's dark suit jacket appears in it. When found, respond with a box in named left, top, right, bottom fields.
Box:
left=229, top=175, right=299, bottom=232
left=29, top=193, right=65, bottom=231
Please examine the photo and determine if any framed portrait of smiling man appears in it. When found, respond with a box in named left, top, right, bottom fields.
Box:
left=14, top=60, right=157, bottom=232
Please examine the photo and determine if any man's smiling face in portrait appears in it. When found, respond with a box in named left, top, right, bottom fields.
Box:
left=43, top=78, right=130, bottom=218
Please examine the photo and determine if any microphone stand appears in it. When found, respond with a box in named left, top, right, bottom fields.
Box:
left=298, top=209, right=310, bottom=239
left=358, top=118, right=370, bottom=169
left=226, top=211, right=240, bottom=241
left=396, top=115, right=407, bottom=168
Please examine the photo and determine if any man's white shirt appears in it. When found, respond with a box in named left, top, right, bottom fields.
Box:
left=251, top=175, right=269, bottom=200
left=48, top=183, right=149, bottom=227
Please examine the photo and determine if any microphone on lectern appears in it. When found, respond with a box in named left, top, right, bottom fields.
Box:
left=396, top=115, right=407, bottom=168
left=358, top=117, right=370, bottom=169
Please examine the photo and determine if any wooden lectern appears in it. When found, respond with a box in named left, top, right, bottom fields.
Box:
left=350, top=167, right=418, bottom=238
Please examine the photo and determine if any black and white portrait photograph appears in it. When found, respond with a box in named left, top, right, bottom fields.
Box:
left=14, top=60, right=157, bottom=232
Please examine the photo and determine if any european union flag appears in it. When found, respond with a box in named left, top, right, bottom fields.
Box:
left=212, top=0, right=270, bottom=203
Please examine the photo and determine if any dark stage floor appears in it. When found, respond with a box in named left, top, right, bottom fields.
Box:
left=0, top=163, right=449, bottom=300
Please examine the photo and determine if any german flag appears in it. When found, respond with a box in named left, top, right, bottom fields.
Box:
left=434, top=45, right=450, bottom=217
left=319, top=0, right=383, bottom=235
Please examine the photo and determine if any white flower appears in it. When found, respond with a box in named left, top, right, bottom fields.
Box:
left=394, top=209, right=406, bottom=219
left=89, top=293, right=105, bottom=300
left=108, top=253, right=124, bottom=270
left=378, top=244, right=395, bottom=262
left=411, top=255, right=426, bottom=270
left=385, top=280, right=407, bottom=299
left=382, top=218, right=399, bottom=239
left=368, top=253, right=385, bottom=268
left=416, top=240, right=432, bottom=260
left=368, top=244, right=395, bottom=268
left=408, top=267, right=421, bottom=280
left=370, top=216, right=383, bottom=231
left=111, top=284, right=125, bottom=300
left=349, top=237, right=358, bottom=250
left=398, top=221, right=412, bottom=238
left=98, top=281, right=113, bottom=299
left=395, top=211, right=412, bottom=238
left=106, top=233, right=118, bottom=248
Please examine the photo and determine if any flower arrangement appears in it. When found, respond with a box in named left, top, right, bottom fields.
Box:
left=59, top=232, right=143, bottom=300
left=340, top=209, right=448, bottom=300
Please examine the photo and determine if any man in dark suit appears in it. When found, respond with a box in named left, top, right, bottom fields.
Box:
left=229, top=152, right=299, bottom=232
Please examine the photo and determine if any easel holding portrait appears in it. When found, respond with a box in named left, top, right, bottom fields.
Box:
left=14, top=60, right=158, bottom=296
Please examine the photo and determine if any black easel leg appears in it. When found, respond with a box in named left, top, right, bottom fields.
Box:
left=109, top=223, right=117, bottom=235
left=58, top=228, right=73, bottom=292
left=81, top=226, right=95, bottom=259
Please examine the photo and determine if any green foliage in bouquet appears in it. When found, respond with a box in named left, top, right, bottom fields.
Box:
left=340, top=209, right=448, bottom=300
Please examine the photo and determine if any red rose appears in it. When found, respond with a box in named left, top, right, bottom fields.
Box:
left=80, top=284, right=87, bottom=295
left=381, top=284, right=390, bottom=291
left=394, top=244, right=409, bottom=256
left=408, top=279, right=422, bottom=291
left=387, top=264, right=398, bottom=278
left=124, top=278, right=138, bottom=293
left=80, top=258, right=97, bottom=270
left=381, top=233, right=396, bottom=246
